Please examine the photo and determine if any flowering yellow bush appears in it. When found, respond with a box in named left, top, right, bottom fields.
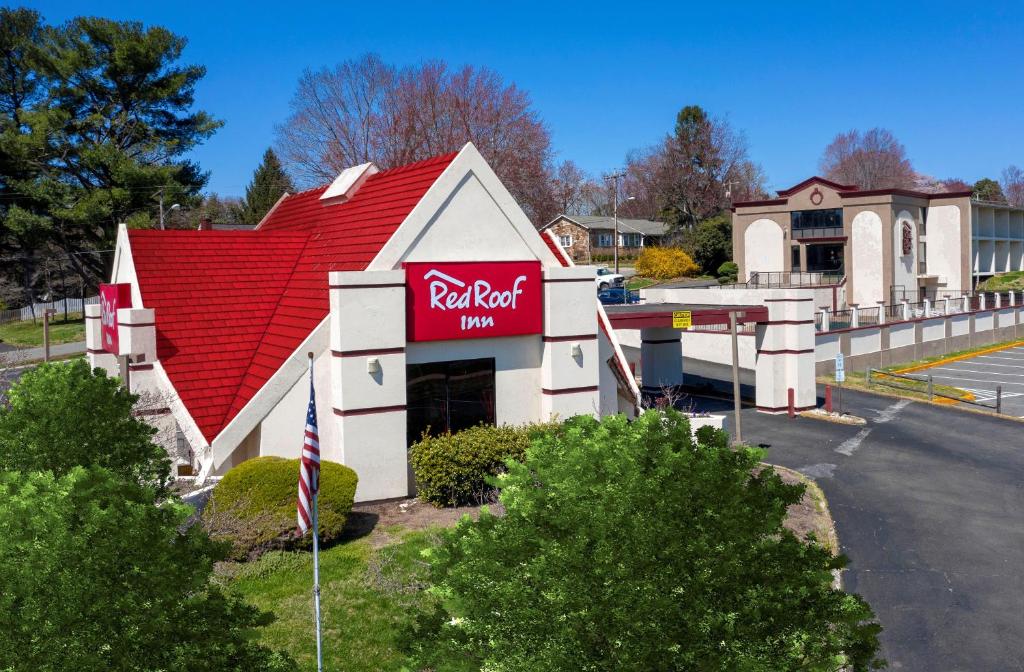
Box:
left=635, top=247, right=700, bottom=280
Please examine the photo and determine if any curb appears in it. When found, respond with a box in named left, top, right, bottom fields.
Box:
left=894, top=339, right=1024, bottom=374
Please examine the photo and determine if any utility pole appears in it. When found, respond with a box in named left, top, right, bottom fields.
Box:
left=729, top=310, right=744, bottom=445
left=158, top=188, right=165, bottom=230
left=604, top=171, right=626, bottom=274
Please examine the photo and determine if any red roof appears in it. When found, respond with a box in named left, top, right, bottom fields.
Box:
left=129, top=151, right=457, bottom=442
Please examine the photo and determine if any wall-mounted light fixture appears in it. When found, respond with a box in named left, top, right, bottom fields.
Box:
left=570, top=343, right=583, bottom=358
left=367, top=357, right=381, bottom=374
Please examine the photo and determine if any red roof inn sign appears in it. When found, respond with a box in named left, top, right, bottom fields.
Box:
left=99, top=283, right=132, bottom=354
left=405, top=261, right=542, bottom=342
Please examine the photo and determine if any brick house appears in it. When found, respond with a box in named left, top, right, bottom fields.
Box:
left=541, top=214, right=668, bottom=262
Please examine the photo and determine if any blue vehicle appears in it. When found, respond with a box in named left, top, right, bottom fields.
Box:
left=597, top=287, right=640, bottom=305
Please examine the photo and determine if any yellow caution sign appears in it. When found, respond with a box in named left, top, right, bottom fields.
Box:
left=672, top=310, right=692, bottom=330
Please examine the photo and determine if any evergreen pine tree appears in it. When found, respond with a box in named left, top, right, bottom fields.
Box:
left=241, top=149, right=294, bottom=224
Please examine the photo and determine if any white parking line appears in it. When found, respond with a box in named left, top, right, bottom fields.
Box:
left=977, top=355, right=1024, bottom=362
left=940, top=360, right=1024, bottom=369
left=932, top=367, right=1024, bottom=377
left=926, top=375, right=1024, bottom=386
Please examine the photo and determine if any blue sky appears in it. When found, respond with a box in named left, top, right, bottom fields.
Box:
left=24, top=0, right=1024, bottom=197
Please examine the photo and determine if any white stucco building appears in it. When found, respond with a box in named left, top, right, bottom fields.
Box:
left=732, top=176, right=1024, bottom=306
left=86, top=144, right=640, bottom=502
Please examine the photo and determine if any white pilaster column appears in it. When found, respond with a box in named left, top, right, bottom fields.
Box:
left=755, top=292, right=815, bottom=413
left=1010, top=291, right=1016, bottom=307
left=329, top=270, right=408, bottom=502
left=995, top=292, right=1003, bottom=309
left=944, top=297, right=952, bottom=315
left=850, top=304, right=860, bottom=328
left=541, top=266, right=599, bottom=419
left=963, top=295, right=971, bottom=313
left=980, top=293, right=987, bottom=311
left=902, top=300, right=911, bottom=321
left=820, top=308, right=830, bottom=332
left=876, top=300, right=887, bottom=324
left=923, top=298, right=931, bottom=316
left=84, top=303, right=118, bottom=377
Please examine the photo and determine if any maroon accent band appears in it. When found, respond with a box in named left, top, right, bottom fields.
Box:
left=328, top=282, right=405, bottom=290
left=793, top=236, right=848, bottom=243
left=332, top=347, right=405, bottom=358
left=757, top=348, right=814, bottom=355
left=543, top=334, right=597, bottom=342
left=764, top=320, right=815, bottom=326
left=121, top=322, right=156, bottom=328
left=133, top=407, right=171, bottom=416
left=543, top=277, right=593, bottom=283
left=763, top=298, right=814, bottom=303
left=641, top=338, right=681, bottom=345
left=542, top=385, right=599, bottom=396
left=128, top=363, right=154, bottom=371
left=333, top=404, right=406, bottom=417
left=86, top=348, right=106, bottom=355
left=756, top=404, right=816, bottom=413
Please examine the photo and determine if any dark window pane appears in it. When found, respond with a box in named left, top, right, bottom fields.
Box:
left=406, top=358, right=496, bottom=445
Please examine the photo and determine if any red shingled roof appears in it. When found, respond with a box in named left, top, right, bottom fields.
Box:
left=129, top=151, right=457, bottom=443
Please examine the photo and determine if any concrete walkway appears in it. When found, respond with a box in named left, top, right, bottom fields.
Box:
left=0, top=340, right=87, bottom=368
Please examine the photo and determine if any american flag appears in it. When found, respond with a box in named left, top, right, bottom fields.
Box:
left=296, top=377, right=321, bottom=535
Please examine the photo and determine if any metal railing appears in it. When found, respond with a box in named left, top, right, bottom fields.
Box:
left=867, top=369, right=1003, bottom=413
left=725, top=271, right=844, bottom=289
left=816, top=290, right=1021, bottom=333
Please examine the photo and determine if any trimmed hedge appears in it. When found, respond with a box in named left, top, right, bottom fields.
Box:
left=635, top=247, right=700, bottom=280
left=202, top=456, right=357, bottom=560
left=410, top=424, right=552, bottom=507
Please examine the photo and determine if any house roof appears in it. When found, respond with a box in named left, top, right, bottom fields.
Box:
left=546, top=214, right=668, bottom=237
left=128, top=151, right=457, bottom=443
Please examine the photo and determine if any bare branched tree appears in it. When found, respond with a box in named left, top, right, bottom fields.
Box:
left=819, top=128, right=916, bottom=190
left=1002, top=165, right=1024, bottom=207
left=275, top=54, right=557, bottom=223
left=614, top=107, right=767, bottom=228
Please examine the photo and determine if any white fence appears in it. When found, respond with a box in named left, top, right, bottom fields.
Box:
left=0, top=296, right=99, bottom=324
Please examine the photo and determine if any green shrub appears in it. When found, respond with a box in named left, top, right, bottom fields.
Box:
left=717, top=260, right=739, bottom=284
left=635, top=246, right=699, bottom=280
left=410, top=424, right=548, bottom=507
left=409, top=412, right=882, bottom=670
left=202, top=456, right=357, bottom=560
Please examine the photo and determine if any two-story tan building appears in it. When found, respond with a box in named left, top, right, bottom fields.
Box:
left=731, top=176, right=1024, bottom=307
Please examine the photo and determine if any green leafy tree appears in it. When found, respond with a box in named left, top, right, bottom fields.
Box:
left=240, top=148, right=294, bottom=225
left=0, top=9, right=221, bottom=290
left=0, top=359, right=170, bottom=487
left=0, top=466, right=295, bottom=672
left=973, top=177, right=1007, bottom=204
left=688, top=214, right=732, bottom=274
left=410, top=412, right=883, bottom=671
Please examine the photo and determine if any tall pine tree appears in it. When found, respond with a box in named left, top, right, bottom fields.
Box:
left=240, top=149, right=294, bottom=225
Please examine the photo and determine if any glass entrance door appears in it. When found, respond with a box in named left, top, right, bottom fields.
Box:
left=406, top=358, right=496, bottom=445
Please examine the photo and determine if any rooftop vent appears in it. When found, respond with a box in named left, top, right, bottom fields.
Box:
left=320, top=162, right=379, bottom=205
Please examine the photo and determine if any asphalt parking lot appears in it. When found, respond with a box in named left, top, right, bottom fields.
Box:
left=919, top=344, right=1024, bottom=417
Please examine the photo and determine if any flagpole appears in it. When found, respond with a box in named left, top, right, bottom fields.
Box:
left=308, top=353, right=323, bottom=672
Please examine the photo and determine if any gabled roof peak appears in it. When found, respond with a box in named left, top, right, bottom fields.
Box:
left=776, top=176, right=859, bottom=197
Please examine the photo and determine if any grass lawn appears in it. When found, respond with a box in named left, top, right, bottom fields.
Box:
left=626, top=276, right=658, bottom=290
left=0, top=314, right=85, bottom=348
left=978, top=271, right=1024, bottom=292
left=224, top=528, right=470, bottom=672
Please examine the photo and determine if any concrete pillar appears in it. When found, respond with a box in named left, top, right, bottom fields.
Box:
left=541, top=266, right=599, bottom=419
left=980, top=293, right=987, bottom=311
left=996, top=292, right=1003, bottom=309
left=923, top=298, right=931, bottom=316
left=850, top=304, right=860, bottom=328
left=84, top=303, right=118, bottom=377
left=820, top=308, right=830, bottom=332
left=902, top=300, right=911, bottom=321
left=963, top=295, right=971, bottom=313
left=755, top=294, right=815, bottom=413
left=876, top=300, right=887, bottom=324
left=639, top=327, right=683, bottom=400
left=329, top=269, right=408, bottom=502
left=944, top=297, right=952, bottom=315
left=1010, top=291, right=1016, bottom=307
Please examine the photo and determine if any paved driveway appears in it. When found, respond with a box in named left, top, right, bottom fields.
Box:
left=918, top=344, right=1024, bottom=417
left=706, top=389, right=1024, bottom=670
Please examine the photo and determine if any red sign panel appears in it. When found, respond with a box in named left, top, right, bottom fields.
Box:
left=405, top=261, right=542, bottom=342
left=99, top=283, right=132, bottom=354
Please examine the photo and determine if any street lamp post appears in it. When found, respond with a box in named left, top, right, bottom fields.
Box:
left=604, top=172, right=635, bottom=274
left=157, top=188, right=180, bottom=230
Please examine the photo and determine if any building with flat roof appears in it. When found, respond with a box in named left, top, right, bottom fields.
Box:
left=732, top=176, right=1024, bottom=307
